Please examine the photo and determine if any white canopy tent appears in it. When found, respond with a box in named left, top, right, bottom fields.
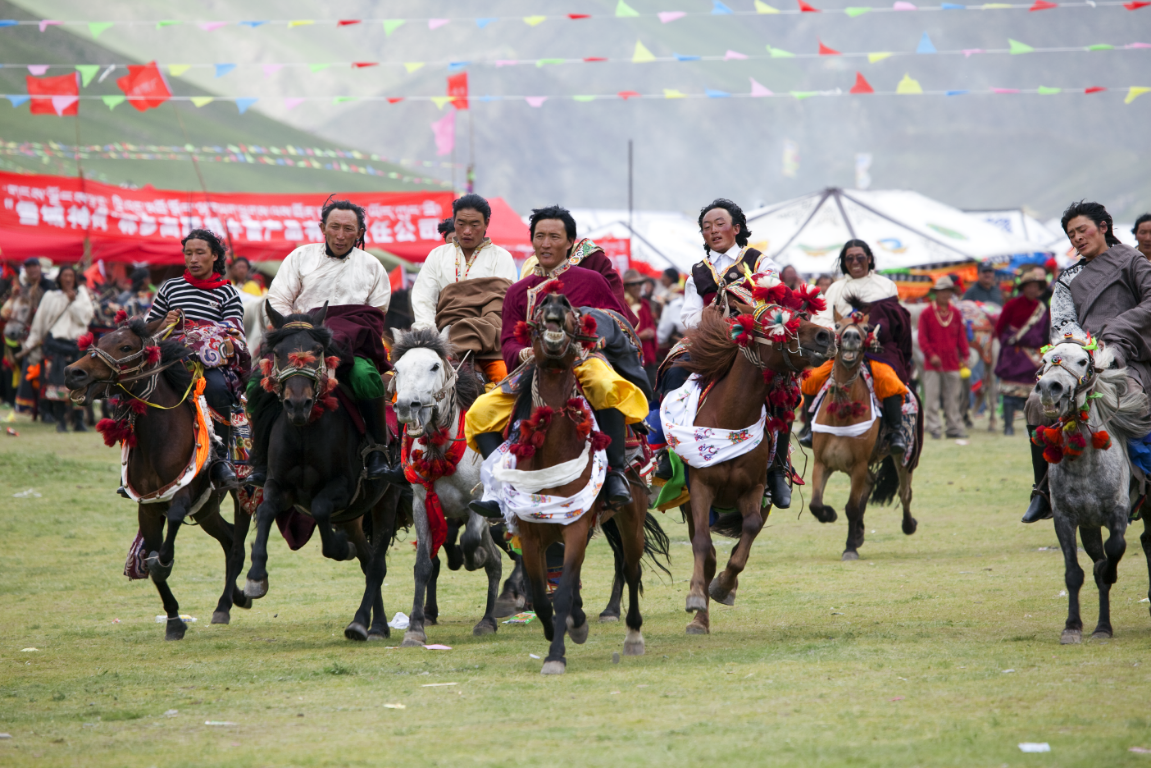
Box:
left=966, top=208, right=1062, bottom=251
left=743, top=188, right=1051, bottom=276
left=565, top=209, right=705, bottom=274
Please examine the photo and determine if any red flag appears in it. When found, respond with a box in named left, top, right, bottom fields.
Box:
left=849, top=72, right=874, bottom=94
left=818, top=40, right=840, bottom=55
left=1029, top=0, right=1058, bottom=8
left=26, top=73, right=79, bottom=116
left=116, top=61, right=171, bottom=112
left=447, top=72, right=468, bottom=110
left=798, top=0, right=820, bottom=11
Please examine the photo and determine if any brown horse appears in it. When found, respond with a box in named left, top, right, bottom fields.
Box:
left=509, top=290, right=651, bottom=674
left=676, top=300, right=831, bottom=635
left=64, top=316, right=250, bottom=640
left=808, top=313, right=917, bottom=560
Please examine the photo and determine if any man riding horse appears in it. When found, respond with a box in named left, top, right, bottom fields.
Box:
left=1022, top=200, right=1151, bottom=524
left=465, top=205, right=650, bottom=514
left=248, top=198, right=395, bottom=485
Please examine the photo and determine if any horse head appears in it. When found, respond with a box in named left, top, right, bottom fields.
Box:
left=833, top=304, right=874, bottom=371
left=1036, top=334, right=1106, bottom=420
left=392, top=325, right=456, bottom=436
left=520, top=285, right=594, bottom=369
left=64, top=315, right=169, bottom=404
left=264, top=302, right=336, bottom=427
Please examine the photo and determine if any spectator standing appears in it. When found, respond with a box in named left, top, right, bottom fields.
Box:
left=656, top=268, right=686, bottom=356
left=623, top=269, right=658, bottom=385
left=228, top=257, right=266, bottom=304
left=993, top=267, right=1049, bottom=436
left=780, top=264, right=801, bottom=290
left=919, top=276, right=969, bottom=439
left=963, top=262, right=1005, bottom=305
left=21, top=265, right=94, bottom=431
left=1133, top=214, right=1151, bottom=261
left=2, top=258, right=53, bottom=415
left=815, top=274, right=833, bottom=295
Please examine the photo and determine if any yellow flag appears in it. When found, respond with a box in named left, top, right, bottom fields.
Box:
left=755, top=0, right=781, bottom=11
left=523, top=15, right=546, bottom=26
left=1125, top=87, right=1151, bottom=105
left=288, top=20, right=314, bottom=27
left=430, top=96, right=453, bottom=109
left=169, top=64, right=191, bottom=76
left=404, top=62, right=425, bottom=73
left=868, top=52, right=892, bottom=63
left=663, top=89, right=685, bottom=99
left=896, top=73, right=923, bottom=94
left=633, top=41, right=656, bottom=63
left=191, top=97, right=214, bottom=108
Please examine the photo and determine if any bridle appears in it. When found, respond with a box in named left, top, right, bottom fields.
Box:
left=524, top=298, right=598, bottom=362
left=736, top=302, right=821, bottom=375
left=72, top=320, right=189, bottom=407
left=264, top=321, right=332, bottom=403
left=393, top=349, right=470, bottom=438
left=1038, top=335, right=1103, bottom=400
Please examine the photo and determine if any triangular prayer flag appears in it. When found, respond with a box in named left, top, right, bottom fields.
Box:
left=713, top=0, right=735, bottom=13
left=893, top=1, right=917, bottom=9
left=850, top=72, right=874, bottom=93
left=945, top=89, right=969, bottom=95
left=75, top=65, right=99, bottom=87
left=755, top=0, right=781, bottom=11
left=799, top=0, right=820, bottom=11
left=1125, top=86, right=1151, bottom=103
left=1125, top=1, right=1150, bottom=8
left=48, top=94, right=77, bottom=115
left=896, top=73, right=923, bottom=94
left=1086, top=44, right=1114, bottom=51
left=431, top=110, right=455, bottom=156
left=1030, top=0, right=1057, bottom=8
left=0, top=19, right=16, bottom=26
left=962, top=48, right=984, bottom=57
left=616, top=0, right=640, bottom=16
left=663, top=89, right=686, bottom=99
left=868, top=52, right=893, bottom=62
left=448, top=61, right=470, bottom=71
left=27, top=65, right=49, bottom=75
left=116, top=61, right=172, bottom=112
left=156, top=20, right=180, bottom=28
left=750, top=77, right=773, bottom=96
left=88, top=22, right=113, bottom=39
left=706, top=88, right=731, bottom=97
left=768, top=46, right=795, bottom=58
left=26, top=72, right=79, bottom=115
left=724, top=50, right=748, bottom=60
left=942, top=2, right=965, bottom=6
left=404, top=63, right=425, bottom=73
left=284, top=98, right=305, bottom=109
left=568, top=13, right=591, bottom=19
left=6, top=95, right=31, bottom=107
left=525, top=96, right=548, bottom=107
left=288, top=20, right=314, bottom=27
left=353, top=62, right=378, bottom=68
left=992, top=88, right=1020, bottom=94
left=101, top=94, right=124, bottom=110
left=338, top=19, right=362, bottom=26
left=791, top=91, right=817, bottom=100
left=235, top=98, right=257, bottom=114
left=333, top=96, right=357, bottom=103
left=524, top=15, right=546, bottom=26
left=263, top=64, right=283, bottom=77
left=818, top=40, right=840, bottom=55
left=309, top=63, right=332, bottom=72
left=215, top=63, right=236, bottom=77
left=383, top=20, right=405, bottom=35
left=428, top=19, right=450, bottom=30
left=239, top=21, right=268, bottom=28
left=385, top=97, right=404, bottom=105
left=431, top=96, right=454, bottom=109
left=1008, top=39, right=1034, bottom=54
left=169, top=64, right=191, bottom=77
left=618, top=90, right=641, bottom=100
left=572, top=95, right=597, bottom=102
left=917, top=32, right=936, bottom=53
left=39, top=20, right=62, bottom=32
left=584, top=57, right=607, bottom=62
left=659, top=11, right=687, bottom=21
left=633, top=41, right=656, bottom=63
left=191, top=96, right=214, bottom=107
left=1036, top=86, right=1061, bottom=94
left=476, top=18, right=498, bottom=28
left=199, top=22, right=226, bottom=31
left=537, top=58, right=565, bottom=66
left=675, top=54, right=702, bottom=61
left=845, top=7, right=873, bottom=15
left=1084, top=86, right=1106, bottom=94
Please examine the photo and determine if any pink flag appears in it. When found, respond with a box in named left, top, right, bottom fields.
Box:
left=431, top=110, right=455, bottom=156
left=284, top=98, right=305, bottom=110
left=659, top=11, right=687, bottom=22
left=263, top=64, right=284, bottom=77
left=749, top=77, right=773, bottom=97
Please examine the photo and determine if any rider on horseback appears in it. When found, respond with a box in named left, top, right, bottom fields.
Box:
left=146, top=229, right=247, bottom=490
left=248, top=199, right=396, bottom=486
left=800, top=239, right=914, bottom=455
left=465, top=206, right=650, bottom=514
left=1022, top=200, right=1151, bottom=523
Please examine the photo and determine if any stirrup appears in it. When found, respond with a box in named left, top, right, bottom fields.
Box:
left=210, top=461, right=239, bottom=491
left=469, top=499, right=504, bottom=519
left=1021, top=486, right=1052, bottom=524
left=602, top=470, right=633, bottom=508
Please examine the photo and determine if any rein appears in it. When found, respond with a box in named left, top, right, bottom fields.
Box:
left=1033, top=335, right=1113, bottom=464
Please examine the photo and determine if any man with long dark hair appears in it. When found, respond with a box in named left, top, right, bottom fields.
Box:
left=1022, top=201, right=1151, bottom=523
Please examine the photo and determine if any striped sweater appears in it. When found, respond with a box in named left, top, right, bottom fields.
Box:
left=148, top=276, right=244, bottom=333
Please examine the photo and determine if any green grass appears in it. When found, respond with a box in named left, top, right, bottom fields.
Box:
left=2, top=406, right=1151, bottom=767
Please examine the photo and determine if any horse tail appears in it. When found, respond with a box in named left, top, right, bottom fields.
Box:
left=710, top=510, right=745, bottom=539
left=641, top=511, right=672, bottom=577
left=869, top=456, right=900, bottom=506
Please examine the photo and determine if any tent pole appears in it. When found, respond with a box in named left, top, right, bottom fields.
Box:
left=769, top=188, right=833, bottom=265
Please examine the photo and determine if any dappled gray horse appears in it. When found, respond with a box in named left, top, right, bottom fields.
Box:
left=1035, top=335, right=1151, bottom=644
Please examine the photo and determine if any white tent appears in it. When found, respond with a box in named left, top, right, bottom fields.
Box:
left=566, top=209, right=704, bottom=274
left=744, top=188, right=1051, bottom=276
left=966, top=208, right=1062, bottom=251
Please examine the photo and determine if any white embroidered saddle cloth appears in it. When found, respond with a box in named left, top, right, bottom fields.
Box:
left=659, top=374, right=767, bottom=469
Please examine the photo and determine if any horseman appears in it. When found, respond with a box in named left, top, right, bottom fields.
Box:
left=410, top=193, right=519, bottom=383
left=1022, top=200, right=1151, bottom=523
left=465, top=205, right=650, bottom=514
left=249, top=199, right=394, bottom=485
left=799, top=239, right=914, bottom=455
left=146, top=229, right=248, bottom=489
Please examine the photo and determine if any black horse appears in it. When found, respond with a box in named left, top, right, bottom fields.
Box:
left=244, top=305, right=404, bottom=641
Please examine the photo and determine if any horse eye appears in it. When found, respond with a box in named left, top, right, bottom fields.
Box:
left=432, top=363, right=440, bottom=371
left=120, top=345, right=132, bottom=352
left=1079, top=360, right=1087, bottom=366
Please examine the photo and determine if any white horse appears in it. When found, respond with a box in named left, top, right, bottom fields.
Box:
left=1036, top=335, right=1151, bottom=644
left=391, top=326, right=503, bottom=645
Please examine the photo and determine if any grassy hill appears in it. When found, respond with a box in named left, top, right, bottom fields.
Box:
left=0, top=0, right=449, bottom=193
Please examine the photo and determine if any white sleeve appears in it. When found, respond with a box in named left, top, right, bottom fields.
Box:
left=814, top=280, right=840, bottom=330
left=67, top=287, right=95, bottom=325
left=493, top=247, right=519, bottom=282
left=266, top=250, right=302, bottom=316
left=365, top=261, right=392, bottom=313
left=410, top=249, right=443, bottom=330
left=23, top=292, right=57, bottom=351
left=753, top=252, right=782, bottom=275
left=680, top=277, right=704, bottom=329
left=657, top=298, right=679, bottom=345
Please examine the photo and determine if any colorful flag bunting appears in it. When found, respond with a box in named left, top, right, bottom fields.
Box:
left=791, top=91, right=817, bottom=100
left=1037, top=86, right=1061, bottom=94
left=893, top=1, right=918, bottom=9
left=1087, top=43, right=1114, bottom=50
left=199, top=22, right=226, bottom=31
left=675, top=54, right=701, bottom=61
left=309, top=64, right=332, bottom=72
left=27, top=65, right=49, bottom=76
left=26, top=72, right=78, bottom=115
left=538, top=58, right=565, bottom=66
left=168, top=64, right=190, bottom=76
left=799, top=0, right=821, bottom=10
left=768, top=46, right=796, bottom=58
left=191, top=96, right=214, bottom=107
left=946, top=89, right=969, bottom=95
left=1125, top=1, right=1150, bottom=8
left=524, top=16, right=546, bottom=26
left=572, top=95, right=596, bottom=101
left=238, top=21, right=268, bottom=28
left=116, top=61, right=171, bottom=112
left=992, top=87, right=1020, bottom=93
left=76, top=65, right=99, bottom=87
left=713, top=1, right=735, bottom=13
left=333, top=96, right=357, bottom=103
left=288, top=20, right=314, bottom=28
left=7, top=95, right=31, bottom=106
left=353, top=62, right=378, bottom=68
left=869, top=52, right=893, bottom=62
left=896, top=73, right=923, bottom=93
left=263, top=64, right=283, bottom=77
left=383, top=20, right=405, bottom=35
left=447, top=72, right=469, bottom=109
left=1008, top=39, right=1034, bottom=54
left=846, top=7, right=873, bottom=15
left=1030, top=0, right=1058, bottom=8
left=917, top=32, right=936, bottom=53
left=525, top=96, right=548, bottom=107
left=724, top=50, right=748, bottom=60
left=215, top=63, right=236, bottom=77
left=706, top=88, right=731, bottom=97
left=756, top=0, right=781, bottom=11
left=235, top=97, right=257, bottom=114
left=284, top=98, right=305, bottom=109
left=431, top=109, right=455, bottom=155
left=1126, top=86, right=1151, bottom=102
left=663, top=89, right=686, bottom=99
left=850, top=72, right=874, bottom=93
left=430, top=96, right=453, bottom=109
left=659, top=11, right=687, bottom=22
left=156, top=20, right=180, bottom=29
left=619, top=90, right=641, bottom=100
left=39, top=20, right=61, bottom=32
left=633, top=41, right=656, bottom=63
left=405, top=63, right=425, bottom=73
left=616, top=1, right=640, bottom=17
left=88, top=22, right=113, bottom=39
left=476, top=18, right=498, bottom=28
left=338, top=20, right=362, bottom=26
left=569, top=14, right=591, bottom=20
left=749, top=77, right=773, bottom=96
left=428, top=19, right=450, bottom=30
left=1084, top=86, right=1107, bottom=93
left=101, top=94, right=124, bottom=110
left=819, top=41, right=840, bottom=55
left=962, top=48, right=984, bottom=57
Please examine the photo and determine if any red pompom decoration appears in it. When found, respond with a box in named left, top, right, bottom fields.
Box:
left=325, top=356, right=341, bottom=371
left=114, top=309, right=128, bottom=324
left=128, top=399, right=148, bottom=415
left=144, top=346, right=161, bottom=365
left=77, top=332, right=94, bottom=351
left=261, top=376, right=277, bottom=393
left=542, top=279, right=565, bottom=295
left=590, top=430, right=612, bottom=452
left=287, top=351, right=317, bottom=368
left=514, top=320, right=533, bottom=346
left=1043, top=444, right=1064, bottom=464
left=258, top=358, right=274, bottom=376
left=579, top=314, right=598, bottom=350
left=1092, top=430, right=1112, bottom=450
left=729, top=314, right=757, bottom=348
left=1042, top=426, right=1062, bottom=446
left=95, top=417, right=136, bottom=447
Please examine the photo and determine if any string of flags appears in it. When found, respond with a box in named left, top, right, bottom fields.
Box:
left=3, top=37, right=1147, bottom=76
left=0, top=0, right=1146, bottom=38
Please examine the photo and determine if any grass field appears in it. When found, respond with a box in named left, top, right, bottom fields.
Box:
left=2, top=405, right=1151, bottom=767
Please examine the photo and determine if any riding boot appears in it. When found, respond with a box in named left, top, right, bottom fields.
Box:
left=208, top=422, right=239, bottom=491
left=54, top=401, right=68, bottom=432
left=1021, top=425, right=1053, bottom=523
left=765, top=417, right=792, bottom=509
left=468, top=432, right=506, bottom=519
left=596, top=407, right=634, bottom=508
left=1002, top=398, right=1016, bottom=437
left=71, top=406, right=88, bottom=432
left=654, top=450, right=673, bottom=481
left=883, top=395, right=907, bottom=455
left=359, top=397, right=399, bottom=481
left=797, top=395, right=814, bottom=447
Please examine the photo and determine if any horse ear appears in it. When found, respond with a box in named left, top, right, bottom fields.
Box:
left=265, top=300, right=286, bottom=330
left=310, top=301, right=329, bottom=327
left=832, top=307, right=843, bottom=323
left=859, top=312, right=871, bottom=327
left=438, top=324, right=452, bottom=348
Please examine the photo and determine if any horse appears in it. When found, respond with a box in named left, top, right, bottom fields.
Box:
left=1035, top=335, right=1151, bottom=644
left=672, top=287, right=832, bottom=635
left=807, top=310, right=918, bottom=560
left=389, top=325, right=504, bottom=645
left=502, top=289, right=652, bottom=674
left=244, top=304, right=404, bottom=642
left=63, top=316, right=250, bottom=640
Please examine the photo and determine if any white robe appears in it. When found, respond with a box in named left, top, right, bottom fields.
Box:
left=680, top=246, right=780, bottom=329
left=815, top=272, right=899, bottom=330
left=24, top=286, right=94, bottom=354
left=266, top=244, right=391, bottom=316
left=410, top=240, right=518, bottom=330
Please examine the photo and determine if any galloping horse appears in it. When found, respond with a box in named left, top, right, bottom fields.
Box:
left=671, top=280, right=831, bottom=635
left=808, top=309, right=918, bottom=560
left=64, top=316, right=250, bottom=640
left=245, top=305, right=404, bottom=641
left=1035, top=335, right=1151, bottom=643
left=390, top=326, right=504, bottom=645
left=500, top=290, right=652, bottom=674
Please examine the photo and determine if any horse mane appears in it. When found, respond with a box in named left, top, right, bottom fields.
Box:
left=392, top=326, right=483, bottom=411
left=263, top=313, right=337, bottom=357
left=842, top=292, right=870, bottom=316
left=125, top=318, right=192, bottom=395
left=679, top=306, right=738, bottom=389
left=1091, top=344, right=1151, bottom=440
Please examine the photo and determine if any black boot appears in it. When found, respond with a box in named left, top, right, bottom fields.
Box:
left=468, top=431, right=506, bottom=519
left=883, top=394, right=907, bottom=455
left=209, top=423, right=238, bottom=491
left=797, top=394, right=814, bottom=448
left=71, top=406, right=88, bottom=432
left=359, top=397, right=400, bottom=482
left=596, top=407, right=634, bottom=508
left=1021, top=425, right=1052, bottom=523
left=54, top=401, right=68, bottom=432
left=766, top=418, right=793, bottom=509
left=1003, top=398, right=1016, bottom=437
left=654, top=450, right=673, bottom=481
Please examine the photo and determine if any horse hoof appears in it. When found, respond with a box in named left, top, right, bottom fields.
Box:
left=233, top=592, right=252, bottom=610
left=367, top=629, right=389, bottom=641
left=685, top=613, right=710, bottom=635
left=624, top=629, right=645, bottom=656
left=811, top=506, right=837, bottom=524
left=685, top=594, right=708, bottom=613
left=345, top=622, right=369, bottom=642
left=1060, top=629, right=1082, bottom=645
left=541, top=660, right=566, bottom=675
left=146, top=552, right=173, bottom=582
left=472, top=619, right=497, bottom=637
left=401, top=631, right=427, bottom=647
left=493, top=594, right=525, bottom=619
left=567, top=615, right=589, bottom=645
left=842, top=551, right=860, bottom=561
left=599, top=612, right=620, bottom=623
left=211, top=611, right=230, bottom=625
left=425, top=616, right=438, bottom=626
left=1090, top=629, right=1112, bottom=641
left=708, top=577, right=735, bottom=606
left=244, top=578, right=268, bottom=599
left=902, top=518, right=918, bottom=535
left=164, top=618, right=187, bottom=641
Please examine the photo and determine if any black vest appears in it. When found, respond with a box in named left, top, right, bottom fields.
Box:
left=691, top=248, right=761, bottom=308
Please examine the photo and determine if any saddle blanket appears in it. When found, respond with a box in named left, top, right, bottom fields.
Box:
left=811, top=364, right=919, bottom=468
left=660, top=374, right=770, bottom=469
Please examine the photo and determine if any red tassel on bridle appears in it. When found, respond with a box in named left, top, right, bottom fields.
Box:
left=77, top=332, right=94, bottom=351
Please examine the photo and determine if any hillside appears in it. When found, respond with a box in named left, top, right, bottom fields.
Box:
left=0, top=0, right=448, bottom=193
left=4, top=0, right=1149, bottom=218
